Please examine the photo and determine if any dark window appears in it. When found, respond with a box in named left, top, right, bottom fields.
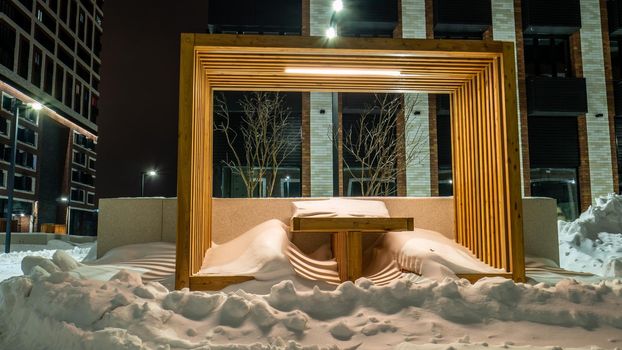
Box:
left=57, top=44, right=74, bottom=68
left=54, top=64, right=64, bottom=100
left=76, top=61, right=89, bottom=84
left=77, top=8, right=85, bottom=39
left=0, top=118, right=8, bottom=135
left=59, top=0, right=68, bottom=23
left=58, top=25, right=75, bottom=50
left=1, top=93, right=12, bottom=111
left=0, top=0, right=31, bottom=32
left=73, top=150, right=86, bottom=165
left=88, top=157, right=95, bottom=170
left=43, top=55, right=54, bottom=94
left=71, top=169, right=94, bottom=186
left=49, top=0, right=58, bottom=13
left=17, top=0, right=33, bottom=11
left=17, top=36, right=29, bottom=79
left=85, top=16, right=92, bottom=48
left=94, top=11, right=102, bottom=26
left=17, top=125, right=36, bottom=146
left=16, top=149, right=35, bottom=168
left=81, top=88, right=89, bottom=117
left=92, top=59, right=100, bottom=75
left=14, top=175, right=33, bottom=192
left=86, top=192, right=94, bottom=205
left=0, top=19, right=16, bottom=70
left=76, top=44, right=90, bottom=65
left=64, top=74, right=73, bottom=106
left=93, top=28, right=102, bottom=57
left=73, top=81, right=81, bottom=112
left=70, top=187, right=84, bottom=202
left=524, top=35, right=572, bottom=78
left=34, top=25, right=55, bottom=53
left=69, top=0, right=77, bottom=32
left=90, top=94, right=98, bottom=122
left=31, top=47, right=42, bottom=87
left=92, top=76, right=99, bottom=90
left=79, top=0, right=93, bottom=14
left=35, top=4, right=56, bottom=32
left=23, top=108, right=37, bottom=124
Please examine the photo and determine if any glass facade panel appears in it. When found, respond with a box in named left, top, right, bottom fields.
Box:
left=530, top=168, right=580, bottom=221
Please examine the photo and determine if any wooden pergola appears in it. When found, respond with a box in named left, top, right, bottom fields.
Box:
left=176, top=34, right=525, bottom=290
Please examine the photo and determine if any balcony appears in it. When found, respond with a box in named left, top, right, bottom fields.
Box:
left=526, top=77, right=587, bottom=116
left=433, top=0, right=491, bottom=34
left=522, top=0, right=581, bottom=35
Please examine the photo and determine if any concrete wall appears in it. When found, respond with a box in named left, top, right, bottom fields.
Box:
left=98, top=197, right=559, bottom=264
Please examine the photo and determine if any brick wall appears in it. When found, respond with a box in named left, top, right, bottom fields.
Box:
left=492, top=0, right=530, bottom=196
left=309, top=92, right=334, bottom=196
left=580, top=0, right=616, bottom=199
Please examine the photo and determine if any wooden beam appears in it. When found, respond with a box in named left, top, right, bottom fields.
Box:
left=291, top=217, right=414, bottom=232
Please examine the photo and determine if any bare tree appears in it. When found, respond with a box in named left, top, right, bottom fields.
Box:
left=341, top=94, right=427, bottom=197
left=214, top=92, right=297, bottom=198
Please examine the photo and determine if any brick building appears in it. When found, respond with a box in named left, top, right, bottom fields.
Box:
left=209, top=0, right=620, bottom=221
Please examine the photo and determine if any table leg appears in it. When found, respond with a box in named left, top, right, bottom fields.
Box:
left=347, top=231, right=362, bottom=281
left=332, top=231, right=348, bottom=282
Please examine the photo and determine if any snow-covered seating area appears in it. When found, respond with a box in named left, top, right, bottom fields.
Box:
left=98, top=196, right=560, bottom=265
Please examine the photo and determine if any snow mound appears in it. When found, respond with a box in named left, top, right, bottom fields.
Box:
left=198, top=219, right=294, bottom=280
left=559, top=193, right=622, bottom=277
left=2, top=255, right=622, bottom=349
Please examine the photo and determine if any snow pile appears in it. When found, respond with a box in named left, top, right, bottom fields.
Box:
left=559, top=193, right=622, bottom=277
left=1, top=251, right=622, bottom=349
left=292, top=198, right=390, bottom=218
left=199, top=219, right=293, bottom=280
left=0, top=242, right=93, bottom=282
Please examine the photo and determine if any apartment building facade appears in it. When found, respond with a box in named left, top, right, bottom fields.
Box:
left=0, top=0, right=101, bottom=235
left=208, top=0, right=620, bottom=221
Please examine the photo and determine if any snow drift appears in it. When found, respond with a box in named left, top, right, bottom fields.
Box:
left=559, top=193, right=622, bottom=277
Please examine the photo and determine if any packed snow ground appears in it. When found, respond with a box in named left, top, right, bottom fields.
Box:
left=559, top=193, right=622, bottom=277
left=2, top=196, right=622, bottom=349
left=1, top=257, right=622, bottom=349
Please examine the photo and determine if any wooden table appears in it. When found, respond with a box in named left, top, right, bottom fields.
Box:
left=291, top=217, right=414, bottom=282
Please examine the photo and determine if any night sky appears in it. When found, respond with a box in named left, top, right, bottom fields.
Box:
left=97, top=1, right=210, bottom=199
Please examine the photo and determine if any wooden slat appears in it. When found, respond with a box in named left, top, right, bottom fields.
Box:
left=291, top=217, right=414, bottom=232
left=175, top=33, right=194, bottom=290
left=190, top=276, right=255, bottom=291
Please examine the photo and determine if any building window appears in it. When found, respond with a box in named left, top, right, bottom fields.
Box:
left=0, top=19, right=17, bottom=70
left=73, top=131, right=96, bottom=151
left=14, top=174, right=34, bottom=193
left=86, top=192, right=95, bottom=206
left=70, top=187, right=85, bottom=203
left=1, top=92, right=14, bottom=112
left=71, top=169, right=94, bottom=186
left=31, top=47, right=43, bottom=87
left=0, top=170, right=6, bottom=189
left=17, top=37, right=30, bottom=79
left=524, top=35, right=572, bottom=78
left=0, top=118, right=9, bottom=137
left=72, top=149, right=87, bottom=166
left=17, top=126, right=37, bottom=147
left=16, top=149, right=36, bottom=169
left=88, top=156, right=95, bottom=170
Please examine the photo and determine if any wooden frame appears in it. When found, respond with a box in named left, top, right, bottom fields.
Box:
left=177, top=34, right=525, bottom=290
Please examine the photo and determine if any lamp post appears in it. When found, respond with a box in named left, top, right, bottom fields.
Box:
left=4, top=99, right=42, bottom=253
left=140, top=170, right=158, bottom=197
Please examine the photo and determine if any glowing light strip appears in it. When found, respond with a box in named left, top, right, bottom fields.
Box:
left=0, top=80, right=97, bottom=141
left=285, top=68, right=402, bottom=76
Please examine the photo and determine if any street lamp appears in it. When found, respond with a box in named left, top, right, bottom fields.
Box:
left=141, top=170, right=158, bottom=197
left=4, top=98, right=42, bottom=253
